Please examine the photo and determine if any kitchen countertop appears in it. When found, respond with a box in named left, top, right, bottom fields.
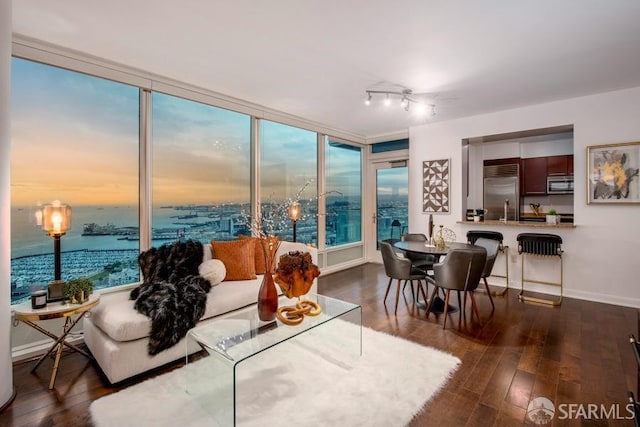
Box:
left=458, top=220, right=576, bottom=228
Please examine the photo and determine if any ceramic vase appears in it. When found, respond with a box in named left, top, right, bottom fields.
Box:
left=258, top=271, right=278, bottom=321
left=257, top=236, right=279, bottom=321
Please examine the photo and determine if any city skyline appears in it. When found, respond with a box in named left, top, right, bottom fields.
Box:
left=9, top=196, right=382, bottom=304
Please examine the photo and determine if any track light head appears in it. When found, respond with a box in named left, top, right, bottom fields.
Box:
left=363, top=88, right=436, bottom=117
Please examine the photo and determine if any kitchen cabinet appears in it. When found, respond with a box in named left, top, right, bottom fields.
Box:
left=483, top=157, right=521, bottom=167
left=522, top=157, right=547, bottom=195
left=547, top=155, right=574, bottom=175
left=567, top=155, right=574, bottom=174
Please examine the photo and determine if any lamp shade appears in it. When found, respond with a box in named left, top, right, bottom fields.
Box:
left=42, top=201, right=72, bottom=236
left=288, top=201, right=301, bottom=222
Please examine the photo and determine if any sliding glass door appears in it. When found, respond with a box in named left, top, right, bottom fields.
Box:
left=370, top=162, right=408, bottom=259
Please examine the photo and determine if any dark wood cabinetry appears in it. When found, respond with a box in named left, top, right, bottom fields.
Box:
left=483, top=157, right=521, bottom=167
left=522, top=157, right=547, bottom=195
left=567, top=155, right=574, bottom=174
left=521, top=155, right=574, bottom=195
left=547, top=155, right=574, bottom=175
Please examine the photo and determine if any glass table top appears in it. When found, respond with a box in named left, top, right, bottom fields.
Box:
left=187, top=294, right=361, bottom=364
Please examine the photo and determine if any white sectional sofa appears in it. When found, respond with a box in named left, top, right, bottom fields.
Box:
left=83, top=241, right=317, bottom=384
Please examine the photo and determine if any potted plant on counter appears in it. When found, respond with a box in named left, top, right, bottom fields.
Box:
left=546, top=209, right=558, bottom=225
left=64, top=278, right=94, bottom=304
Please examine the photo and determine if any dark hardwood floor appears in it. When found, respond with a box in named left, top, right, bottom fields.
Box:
left=1, top=262, right=638, bottom=426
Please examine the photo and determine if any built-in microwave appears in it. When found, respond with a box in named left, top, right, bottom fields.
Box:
left=547, top=175, right=574, bottom=194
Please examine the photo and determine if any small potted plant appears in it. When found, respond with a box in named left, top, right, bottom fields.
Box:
left=546, top=209, right=558, bottom=225
left=64, top=278, right=94, bottom=304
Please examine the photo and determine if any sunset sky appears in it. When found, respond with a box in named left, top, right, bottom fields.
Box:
left=10, top=58, right=360, bottom=207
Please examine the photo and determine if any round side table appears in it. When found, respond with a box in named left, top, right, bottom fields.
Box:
left=12, top=294, right=100, bottom=390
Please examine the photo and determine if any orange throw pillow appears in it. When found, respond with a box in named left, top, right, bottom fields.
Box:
left=211, top=239, right=256, bottom=281
left=238, top=235, right=265, bottom=274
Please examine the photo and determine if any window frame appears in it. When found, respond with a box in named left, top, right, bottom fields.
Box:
left=9, top=39, right=368, bottom=304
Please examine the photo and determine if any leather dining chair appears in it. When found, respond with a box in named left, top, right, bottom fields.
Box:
left=380, top=241, right=428, bottom=315
left=471, top=237, right=501, bottom=311
left=425, top=246, right=486, bottom=329
left=400, top=233, right=437, bottom=275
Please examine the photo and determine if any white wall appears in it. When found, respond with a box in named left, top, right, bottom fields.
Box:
left=409, top=86, right=640, bottom=308
left=1, top=0, right=15, bottom=409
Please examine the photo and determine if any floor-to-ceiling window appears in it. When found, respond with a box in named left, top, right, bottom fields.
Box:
left=10, top=53, right=366, bottom=305
left=152, top=92, right=251, bottom=244
left=325, top=140, right=362, bottom=246
left=259, top=120, right=318, bottom=244
left=10, top=58, right=140, bottom=304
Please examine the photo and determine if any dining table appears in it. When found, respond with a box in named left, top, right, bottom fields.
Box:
left=393, top=241, right=475, bottom=313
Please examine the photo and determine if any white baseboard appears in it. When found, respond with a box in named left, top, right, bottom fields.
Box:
left=321, top=258, right=367, bottom=276
left=495, top=278, right=640, bottom=309
left=564, top=288, right=640, bottom=309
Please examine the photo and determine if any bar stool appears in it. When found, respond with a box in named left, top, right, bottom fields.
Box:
left=516, top=233, right=563, bottom=306
left=466, top=230, right=509, bottom=296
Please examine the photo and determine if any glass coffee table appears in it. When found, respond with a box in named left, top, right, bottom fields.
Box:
left=185, top=293, right=361, bottom=426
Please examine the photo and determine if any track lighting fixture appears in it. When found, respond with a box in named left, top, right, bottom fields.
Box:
left=364, top=88, right=435, bottom=116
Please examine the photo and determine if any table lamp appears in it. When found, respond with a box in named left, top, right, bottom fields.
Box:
left=39, top=201, right=72, bottom=302
left=288, top=201, right=301, bottom=242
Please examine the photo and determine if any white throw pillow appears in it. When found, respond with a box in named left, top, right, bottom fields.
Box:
left=198, top=259, right=226, bottom=286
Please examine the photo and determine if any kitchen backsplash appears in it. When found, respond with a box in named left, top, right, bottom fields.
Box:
left=522, top=194, right=573, bottom=214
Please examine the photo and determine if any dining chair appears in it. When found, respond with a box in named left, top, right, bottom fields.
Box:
left=379, top=241, right=428, bottom=315
left=466, top=230, right=509, bottom=296
left=425, top=246, right=486, bottom=329
left=471, top=237, right=501, bottom=311
left=400, top=233, right=437, bottom=274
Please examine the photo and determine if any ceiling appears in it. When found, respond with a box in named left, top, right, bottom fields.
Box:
left=11, top=0, right=640, bottom=139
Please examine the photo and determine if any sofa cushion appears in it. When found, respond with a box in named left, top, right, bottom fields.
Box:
left=238, top=235, right=282, bottom=274
left=89, top=292, right=152, bottom=342
left=211, top=239, right=256, bottom=281
left=238, top=235, right=263, bottom=274
left=198, top=259, right=226, bottom=286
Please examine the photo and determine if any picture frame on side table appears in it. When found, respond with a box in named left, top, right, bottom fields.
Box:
left=587, top=141, right=640, bottom=204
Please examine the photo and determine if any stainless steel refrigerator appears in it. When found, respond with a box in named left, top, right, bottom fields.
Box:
left=483, top=164, right=519, bottom=221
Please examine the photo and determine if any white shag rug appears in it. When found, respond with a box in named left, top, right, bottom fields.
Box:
left=90, top=322, right=459, bottom=427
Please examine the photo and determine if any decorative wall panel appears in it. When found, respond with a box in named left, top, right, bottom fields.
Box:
left=423, top=159, right=450, bottom=213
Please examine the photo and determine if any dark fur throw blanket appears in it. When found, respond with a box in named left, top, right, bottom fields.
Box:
left=129, top=240, right=212, bottom=355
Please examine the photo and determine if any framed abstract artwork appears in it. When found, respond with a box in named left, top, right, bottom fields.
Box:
left=587, top=141, right=640, bottom=204
left=423, top=159, right=450, bottom=212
